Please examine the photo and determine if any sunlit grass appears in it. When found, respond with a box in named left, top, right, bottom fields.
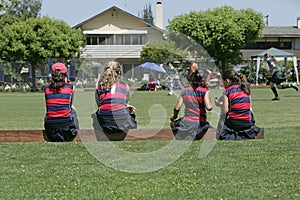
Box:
left=0, top=88, right=299, bottom=199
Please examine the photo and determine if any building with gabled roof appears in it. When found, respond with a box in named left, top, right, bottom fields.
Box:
left=72, top=4, right=164, bottom=79
left=242, top=18, right=300, bottom=60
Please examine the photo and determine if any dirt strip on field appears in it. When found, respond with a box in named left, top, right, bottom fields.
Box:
left=0, top=128, right=217, bottom=142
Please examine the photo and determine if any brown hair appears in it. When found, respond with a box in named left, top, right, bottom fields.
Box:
left=98, top=61, right=122, bottom=90
left=222, top=69, right=251, bottom=95
left=189, top=70, right=207, bottom=88
left=50, top=70, right=67, bottom=92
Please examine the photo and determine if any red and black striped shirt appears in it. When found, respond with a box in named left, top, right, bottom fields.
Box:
left=181, top=85, right=208, bottom=125
left=44, top=83, right=74, bottom=123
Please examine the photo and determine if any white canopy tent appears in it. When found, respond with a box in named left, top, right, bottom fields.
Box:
left=251, top=47, right=299, bottom=85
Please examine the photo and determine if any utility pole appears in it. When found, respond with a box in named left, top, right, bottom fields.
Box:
left=264, top=15, right=269, bottom=26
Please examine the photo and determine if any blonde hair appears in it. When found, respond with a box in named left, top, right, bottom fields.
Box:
left=99, top=61, right=122, bottom=90
left=190, top=62, right=198, bottom=73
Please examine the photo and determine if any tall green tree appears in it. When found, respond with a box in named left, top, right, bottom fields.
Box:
left=140, top=40, right=188, bottom=66
left=167, top=6, right=265, bottom=71
left=0, top=17, right=84, bottom=91
left=0, top=0, right=41, bottom=28
left=141, top=3, right=154, bottom=25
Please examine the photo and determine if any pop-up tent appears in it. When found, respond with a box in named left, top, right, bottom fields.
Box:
left=251, top=47, right=299, bottom=85
left=139, top=62, right=166, bottom=73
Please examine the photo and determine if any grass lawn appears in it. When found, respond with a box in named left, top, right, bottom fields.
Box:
left=0, top=87, right=299, bottom=199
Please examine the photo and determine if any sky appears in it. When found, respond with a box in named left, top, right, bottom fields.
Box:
left=40, top=0, right=300, bottom=28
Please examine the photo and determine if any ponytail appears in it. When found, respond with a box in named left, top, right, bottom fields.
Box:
left=189, top=70, right=207, bottom=89
left=50, top=70, right=66, bottom=92
left=236, top=72, right=251, bottom=95
left=98, top=61, right=122, bottom=90
left=222, top=69, right=251, bottom=95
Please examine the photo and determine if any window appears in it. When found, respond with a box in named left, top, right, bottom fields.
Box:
left=99, top=37, right=106, bottom=45
left=140, top=35, right=146, bottom=44
left=87, top=37, right=92, bottom=45
left=243, top=37, right=292, bottom=49
left=132, top=35, right=139, bottom=45
left=91, top=37, right=98, bottom=45
left=86, top=34, right=147, bottom=45
left=116, top=35, right=123, bottom=45
left=106, top=36, right=114, bottom=45
left=124, top=35, right=131, bottom=45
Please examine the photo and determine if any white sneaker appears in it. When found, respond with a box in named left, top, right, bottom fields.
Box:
left=291, top=83, right=298, bottom=92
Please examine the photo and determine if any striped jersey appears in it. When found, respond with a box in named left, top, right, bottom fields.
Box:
left=181, top=85, right=208, bottom=124
left=224, top=83, right=251, bottom=122
left=97, top=81, right=129, bottom=115
left=44, top=82, right=74, bottom=123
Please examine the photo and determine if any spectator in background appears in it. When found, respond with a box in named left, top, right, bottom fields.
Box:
left=166, top=61, right=183, bottom=95
left=43, top=62, right=79, bottom=142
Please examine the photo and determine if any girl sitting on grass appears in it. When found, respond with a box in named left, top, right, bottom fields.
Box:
left=170, top=70, right=213, bottom=140
left=43, top=62, right=79, bottom=142
left=218, top=69, right=263, bottom=140
left=93, top=61, right=137, bottom=140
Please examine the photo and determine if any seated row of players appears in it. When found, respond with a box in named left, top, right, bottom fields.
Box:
left=43, top=61, right=262, bottom=142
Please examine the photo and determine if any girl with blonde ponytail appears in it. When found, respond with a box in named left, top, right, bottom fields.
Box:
left=93, top=61, right=137, bottom=140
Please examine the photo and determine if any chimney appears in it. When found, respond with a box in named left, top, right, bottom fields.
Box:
left=155, top=2, right=163, bottom=29
left=297, top=17, right=300, bottom=29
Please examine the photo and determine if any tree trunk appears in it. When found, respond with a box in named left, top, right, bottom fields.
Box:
left=30, top=63, right=37, bottom=92
left=220, top=58, right=227, bottom=73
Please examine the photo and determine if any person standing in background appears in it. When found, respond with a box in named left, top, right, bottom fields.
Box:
left=166, top=61, right=183, bottom=95
left=264, top=53, right=298, bottom=100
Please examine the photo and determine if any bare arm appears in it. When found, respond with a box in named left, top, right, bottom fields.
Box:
left=222, top=94, right=229, bottom=113
left=95, top=89, right=100, bottom=107
left=170, top=96, right=183, bottom=121
left=204, top=91, right=213, bottom=111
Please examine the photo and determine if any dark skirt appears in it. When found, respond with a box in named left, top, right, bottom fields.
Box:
left=44, top=120, right=78, bottom=142
left=44, top=109, right=79, bottom=142
left=218, top=124, right=261, bottom=140
left=92, top=112, right=137, bottom=141
left=170, top=118, right=210, bottom=140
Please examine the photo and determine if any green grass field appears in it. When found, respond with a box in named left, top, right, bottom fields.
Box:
left=0, top=88, right=299, bottom=199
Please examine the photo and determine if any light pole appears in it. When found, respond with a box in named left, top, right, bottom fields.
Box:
left=264, top=15, right=269, bottom=26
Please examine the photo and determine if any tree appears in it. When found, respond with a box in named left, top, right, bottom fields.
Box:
left=167, top=6, right=265, bottom=71
left=4, top=0, right=41, bottom=18
left=0, top=0, right=41, bottom=28
left=141, top=3, right=154, bottom=25
left=0, top=17, right=85, bottom=91
left=140, top=40, right=188, bottom=67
